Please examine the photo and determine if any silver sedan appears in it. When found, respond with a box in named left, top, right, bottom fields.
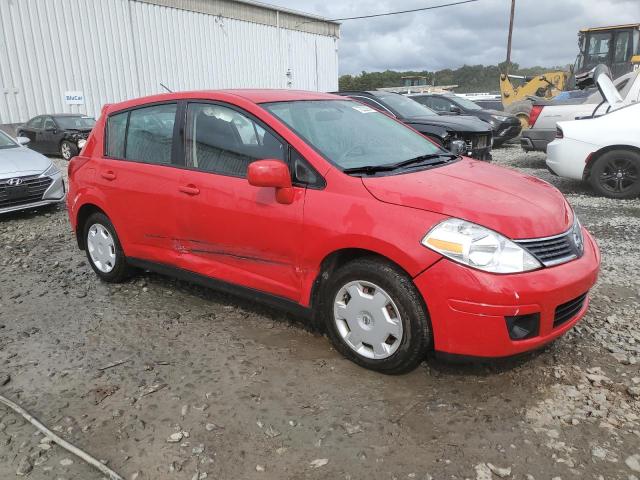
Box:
left=0, top=130, right=66, bottom=214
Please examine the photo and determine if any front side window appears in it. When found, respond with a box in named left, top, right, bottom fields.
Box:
left=125, top=104, right=177, bottom=165
left=425, top=96, right=454, bottom=112
left=0, top=131, right=18, bottom=149
left=263, top=100, right=442, bottom=170
left=450, top=96, right=483, bottom=111
left=185, top=103, right=285, bottom=177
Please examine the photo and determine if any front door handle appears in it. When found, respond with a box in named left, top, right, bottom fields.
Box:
left=179, top=184, right=200, bottom=196
left=101, top=171, right=117, bottom=181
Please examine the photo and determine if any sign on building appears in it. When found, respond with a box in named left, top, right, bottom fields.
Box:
left=64, top=91, right=85, bottom=105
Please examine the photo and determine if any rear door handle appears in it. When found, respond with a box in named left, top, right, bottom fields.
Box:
left=179, top=184, right=200, bottom=196
left=101, top=171, right=117, bottom=181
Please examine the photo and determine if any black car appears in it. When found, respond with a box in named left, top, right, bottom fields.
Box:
left=17, top=114, right=95, bottom=160
left=408, top=93, right=521, bottom=146
left=336, top=91, right=492, bottom=160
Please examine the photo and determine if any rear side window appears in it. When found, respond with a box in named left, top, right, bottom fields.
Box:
left=106, top=112, right=128, bottom=158
left=126, top=104, right=177, bottom=165
left=27, top=117, right=43, bottom=129
left=185, top=103, right=285, bottom=177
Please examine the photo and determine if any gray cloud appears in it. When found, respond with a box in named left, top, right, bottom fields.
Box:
left=269, top=0, right=640, bottom=73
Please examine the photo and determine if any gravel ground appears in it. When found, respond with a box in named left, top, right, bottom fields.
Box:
left=0, top=145, right=639, bottom=480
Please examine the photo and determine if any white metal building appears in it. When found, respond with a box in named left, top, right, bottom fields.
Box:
left=0, top=0, right=340, bottom=126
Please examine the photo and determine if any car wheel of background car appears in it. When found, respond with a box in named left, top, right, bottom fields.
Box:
left=60, top=140, right=78, bottom=160
left=589, top=149, right=640, bottom=199
left=322, top=257, right=431, bottom=374
left=504, top=100, right=532, bottom=129
left=84, top=212, right=130, bottom=282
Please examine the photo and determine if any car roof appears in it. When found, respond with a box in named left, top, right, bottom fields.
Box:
left=104, top=89, right=342, bottom=114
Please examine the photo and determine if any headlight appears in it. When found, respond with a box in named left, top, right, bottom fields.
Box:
left=422, top=218, right=541, bottom=273
left=572, top=216, right=584, bottom=255
left=492, top=115, right=510, bottom=122
left=41, top=163, right=60, bottom=177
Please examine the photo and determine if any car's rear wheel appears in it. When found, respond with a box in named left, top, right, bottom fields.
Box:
left=84, top=212, right=130, bottom=282
left=321, top=257, right=431, bottom=374
left=60, top=140, right=78, bottom=160
left=589, top=149, right=640, bottom=199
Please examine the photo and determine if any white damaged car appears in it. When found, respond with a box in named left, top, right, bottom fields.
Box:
left=546, top=68, right=640, bottom=199
left=0, top=130, right=66, bottom=214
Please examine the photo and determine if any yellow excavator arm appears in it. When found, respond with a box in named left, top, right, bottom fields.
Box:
left=500, top=71, right=568, bottom=107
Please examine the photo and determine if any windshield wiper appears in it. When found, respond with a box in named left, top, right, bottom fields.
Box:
left=342, top=153, right=458, bottom=176
left=390, top=153, right=458, bottom=170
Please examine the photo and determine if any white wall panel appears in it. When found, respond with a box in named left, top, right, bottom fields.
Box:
left=0, top=0, right=339, bottom=125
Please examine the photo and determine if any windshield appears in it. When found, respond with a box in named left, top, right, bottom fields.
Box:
left=262, top=100, right=442, bottom=170
left=0, top=130, right=18, bottom=149
left=55, top=116, right=96, bottom=130
left=451, top=96, right=483, bottom=110
left=375, top=93, right=438, bottom=117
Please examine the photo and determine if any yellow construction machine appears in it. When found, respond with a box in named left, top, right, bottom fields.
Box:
left=501, top=23, right=640, bottom=128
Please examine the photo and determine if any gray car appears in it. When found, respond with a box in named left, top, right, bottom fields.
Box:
left=0, top=130, right=66, bottom=214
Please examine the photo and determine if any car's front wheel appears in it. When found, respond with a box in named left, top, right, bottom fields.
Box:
left=321, top=257, right=431, bottom=374
left=60, top=140, right=78, bottom=160
left=589, top=149, right=640, bottom=199
left=84, top=212, right=130, bottom=282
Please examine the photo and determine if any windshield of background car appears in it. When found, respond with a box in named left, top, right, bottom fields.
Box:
left=0, top=131, right=18, bottom=149
left=55, top=116, right=96, bottom=130
left=451, top=96, right=483, bottom=110
left=262, top=100, right=442, bottom=170
left=374, top=93, right=438, bottom=117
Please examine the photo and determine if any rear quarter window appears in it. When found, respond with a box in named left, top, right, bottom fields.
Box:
left=105, top=112, right=128, bottom=158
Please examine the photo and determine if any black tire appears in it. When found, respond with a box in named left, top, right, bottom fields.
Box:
left=60, top=140, right=78, bottom=160
left=589, top=149, right=640, bottom=199
left=83, top=212, right=130, bottom=283
left=504, top=100, right=532, bottom=129
left=320, top=257, right=431, bottom=374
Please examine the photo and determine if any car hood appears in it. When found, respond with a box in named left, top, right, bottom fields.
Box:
left=0, top=146, right=51, bottom=179
left=405, top=115, right=490, bottom=132
left=361, top=159, right=573, bottom=239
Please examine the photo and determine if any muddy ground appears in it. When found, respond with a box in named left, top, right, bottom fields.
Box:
left=1, top=145, right=639, bottom=480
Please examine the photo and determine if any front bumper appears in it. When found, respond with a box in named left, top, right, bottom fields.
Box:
left=520, top=128, right=555, bottom=152
left=414, top=229, right=600, bottom=358
left=0, top=171, right=66, bottom=214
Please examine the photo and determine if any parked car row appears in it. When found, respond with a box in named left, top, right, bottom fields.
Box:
left=63, top=89, right=600, bottom=374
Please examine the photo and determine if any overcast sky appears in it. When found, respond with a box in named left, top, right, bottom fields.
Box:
left=267, top=0, right=640, bottom=74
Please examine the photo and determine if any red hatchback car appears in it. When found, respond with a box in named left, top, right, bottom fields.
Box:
left=67, top=90, right=600, bottom=373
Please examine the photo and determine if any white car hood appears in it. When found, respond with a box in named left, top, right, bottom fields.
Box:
left=0, top=146, right=51, bottom=179
left=595, top=69, right=624, bottom=108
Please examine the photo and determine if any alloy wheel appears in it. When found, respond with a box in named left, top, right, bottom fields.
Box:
left=598, top=157, right=639, bottom=195
left=61, top=142, right=72, bottom=160
left=333, top=280, right=403, bottom=360
left=87, top=224, right=116, bottom=273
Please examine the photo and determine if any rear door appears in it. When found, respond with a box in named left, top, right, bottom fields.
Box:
left=97, top=102, right=182, bottom=264
left=174, top=101, right=306, bottom=301
left=21, top=117, right=44, bottom=151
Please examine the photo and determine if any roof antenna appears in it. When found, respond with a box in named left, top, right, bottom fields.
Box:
left=160, top=83, right=173, bottom=93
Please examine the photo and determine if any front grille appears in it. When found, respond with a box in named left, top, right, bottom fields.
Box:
left=0, top=175, right=53, bottom=209
left=554, top=293, right=587, bottom=328
left=515, top=229, right=580, bottom=267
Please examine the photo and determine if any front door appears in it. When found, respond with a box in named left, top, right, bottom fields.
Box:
left=175, top=102, right=305, bottom=301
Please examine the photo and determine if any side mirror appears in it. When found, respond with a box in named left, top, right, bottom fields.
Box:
left=16, top=136, right=30, bottom=145
left=247, top=159, right=294, bottom=204
left=450, top=105, right=462, bottom=114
